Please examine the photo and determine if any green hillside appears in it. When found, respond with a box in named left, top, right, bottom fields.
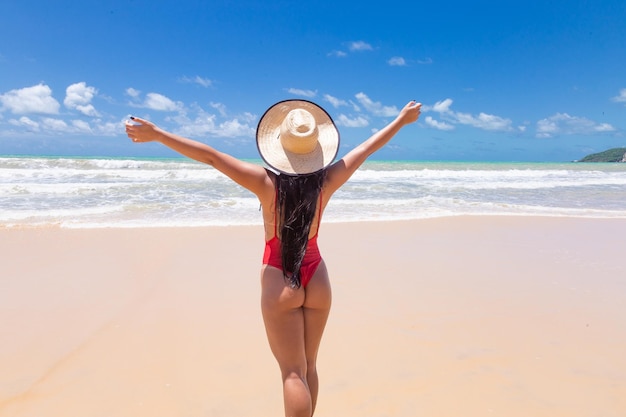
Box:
left=578, top=148, right=626, bottom=162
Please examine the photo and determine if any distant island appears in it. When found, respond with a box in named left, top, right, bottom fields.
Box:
left=578, top=148, right=626, bottom=162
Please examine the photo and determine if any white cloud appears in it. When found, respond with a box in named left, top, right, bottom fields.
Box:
left=173, top=109, right=255, bottom=138
left=612, top=88, right=626, bottom=104
left=175, top=113, right=216, bottom=137
left=536, top=113, right=616, bottom=138
left=9, top=116, right=40, bottom=131
left=455, top=112, right=513, bottom=131
left=329, top=40, right=372, bottom=58
left=348, top=41, right=373, bottom=51
left=216, top=118, right=256, bottom=137
left=424, top=98, right=512, bottom=132
left=327, top=50, right=347, bottom=58
left=7, top=114, right=121, bottom=136
left=71, top=119, right=92, bottom=133
left=336, top=114, right=369, bottom=128
left=64, top=82, right=99, bottom=116
left=536, top=118, right=561, bottom=138
left=388, top=56, right=407, bottom=66
left=210, top=102, right=227, bottom=117
left=355, top=92, right=398, bottom=117
left=144, top=92, right=182, bottom=111
left=417, top=57, right=433, bottom=65
left=126, top=87, right=141, bottom=98
left=432, top=98, right=453, bottom=113
left=180, top=75, right=213, bottom=88
left=424, top=116, right=454, bottom=131
left=324, top=94, right=347, bottom=108
left=238, top=111, right=256, bottom=124
left=41, top=117, right=69, bottom=132
left=286, top=88, right=317, bottom=98
left=0, top=83, right=60, bottom=114
left=94, top=120, right=122, bottom=136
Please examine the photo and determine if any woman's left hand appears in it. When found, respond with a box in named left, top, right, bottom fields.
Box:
left=125, top=117, right=161, bottom=143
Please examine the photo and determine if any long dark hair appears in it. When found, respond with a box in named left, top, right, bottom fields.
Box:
left=276, top=169, right=326, bottom=288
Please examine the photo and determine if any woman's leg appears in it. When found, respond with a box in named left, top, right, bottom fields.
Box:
left=261, top=266, right=311, bottom=417
left=302, top=262, right=332, bottom=413
left=260, top=264, right=331, bottom=417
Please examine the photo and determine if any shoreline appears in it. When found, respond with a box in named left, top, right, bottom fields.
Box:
left=2, top=216, right=625, bottom=416
left=4, top=212, right=626, bottom=230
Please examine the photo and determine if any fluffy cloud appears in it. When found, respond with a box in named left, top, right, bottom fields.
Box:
left=9, top=116, right=40, bottom=131
left=173, top=109, right=255, bottom=138
left=328, top=40, right=373, bottom=58
left=324, top=94, right=347, bottom=108
left=536, top=113, right=616, bottom=138
left=327, top=50, right=347, bottom=58
left=42, top=118, right=70, bottom=132
left=424, top=116, right=454, bottom=131
left=210, top=102, right=227, bottom=117
left=355, top=92, right=398, bottom=117
left=612, top=88, right=626, bottom=104
left=286, top=88, right=317, bottom=98
left=71, top=119, right=92, bottom=133
left=388, top=56, right=407, bottom=66
left=0, top=84, right=60, bottom=114
left=7, top=115, right=120, bottom=136
left=217, top=118, right=256, bottom=137
left=348, top=41, right=373, bottom=51
left=125, top=87, right=141, bottom=98
left=144, top=93, right=183, bottom=112
left=125, top=88, right=183, bottom=112
left=64, top=82, right=99, bottom=116
left=455, top=112, right=513, bottom=131
left=432, top=98, right=453, bottom=113
left=336, top=114, right=369, bottom=128
left=425, top=98, right=513, bottom=132
left=179, top=75, right=212, bottom=88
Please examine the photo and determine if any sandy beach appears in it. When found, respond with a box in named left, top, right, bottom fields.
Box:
left=1, top=216, right=625, bottom=417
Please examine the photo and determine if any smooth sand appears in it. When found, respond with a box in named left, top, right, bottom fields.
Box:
left=1, top=217, right=625, bottom=417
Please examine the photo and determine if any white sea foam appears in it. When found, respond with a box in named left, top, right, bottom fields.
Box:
left=2, top=157, right=626, bottom=228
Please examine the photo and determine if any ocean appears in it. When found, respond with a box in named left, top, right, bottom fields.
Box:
left=2, top=156, right=626, bottom=228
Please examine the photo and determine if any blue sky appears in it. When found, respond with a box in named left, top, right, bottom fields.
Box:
left=1, top=0, right=625, bottom=162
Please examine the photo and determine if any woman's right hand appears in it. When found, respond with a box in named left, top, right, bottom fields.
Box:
left=398, top=100, right=422, bottom=126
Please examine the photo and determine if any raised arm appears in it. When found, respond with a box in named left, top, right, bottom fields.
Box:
left=325, top=100, right=421, bottom=194
left=125, top=117, right=272, bottom=197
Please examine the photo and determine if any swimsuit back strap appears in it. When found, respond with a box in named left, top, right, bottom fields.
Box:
left=273, top=187, right=278, bottom=239
left=314, top=189, right=323, bottom=237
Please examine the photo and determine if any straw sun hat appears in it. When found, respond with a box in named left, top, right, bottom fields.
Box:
left=256, top=100, right=340, bottom=175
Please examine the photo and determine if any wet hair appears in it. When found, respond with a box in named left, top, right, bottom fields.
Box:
left=276, top=169, right=327, bottom=288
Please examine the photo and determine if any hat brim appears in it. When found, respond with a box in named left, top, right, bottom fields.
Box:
left=256, top=100, right=340, bottom=175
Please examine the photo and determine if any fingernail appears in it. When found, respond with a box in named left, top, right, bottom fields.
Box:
left=130, top=116, right=135, bottom=120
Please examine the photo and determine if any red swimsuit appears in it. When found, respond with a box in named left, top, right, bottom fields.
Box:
left=262, top=195, right=323, bottom=288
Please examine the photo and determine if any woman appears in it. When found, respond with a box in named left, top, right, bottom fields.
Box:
left=125, top=99, right=421, bottom=416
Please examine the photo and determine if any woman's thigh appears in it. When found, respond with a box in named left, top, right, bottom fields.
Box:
left=260, top=264, right=332, bottom=371
left=302, top=262, right=332, bottom=363
left=260, top=266, right=307, bottom=373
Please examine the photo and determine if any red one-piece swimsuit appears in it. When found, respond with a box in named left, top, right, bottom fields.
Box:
left=262, top=193, right=323, bottom=288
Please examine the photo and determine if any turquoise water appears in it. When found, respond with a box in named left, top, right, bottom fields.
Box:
left=2, top=156, right=626, bottom=228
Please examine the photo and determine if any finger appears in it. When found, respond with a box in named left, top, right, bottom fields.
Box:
left=129, top=116, right=150, bottom=125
